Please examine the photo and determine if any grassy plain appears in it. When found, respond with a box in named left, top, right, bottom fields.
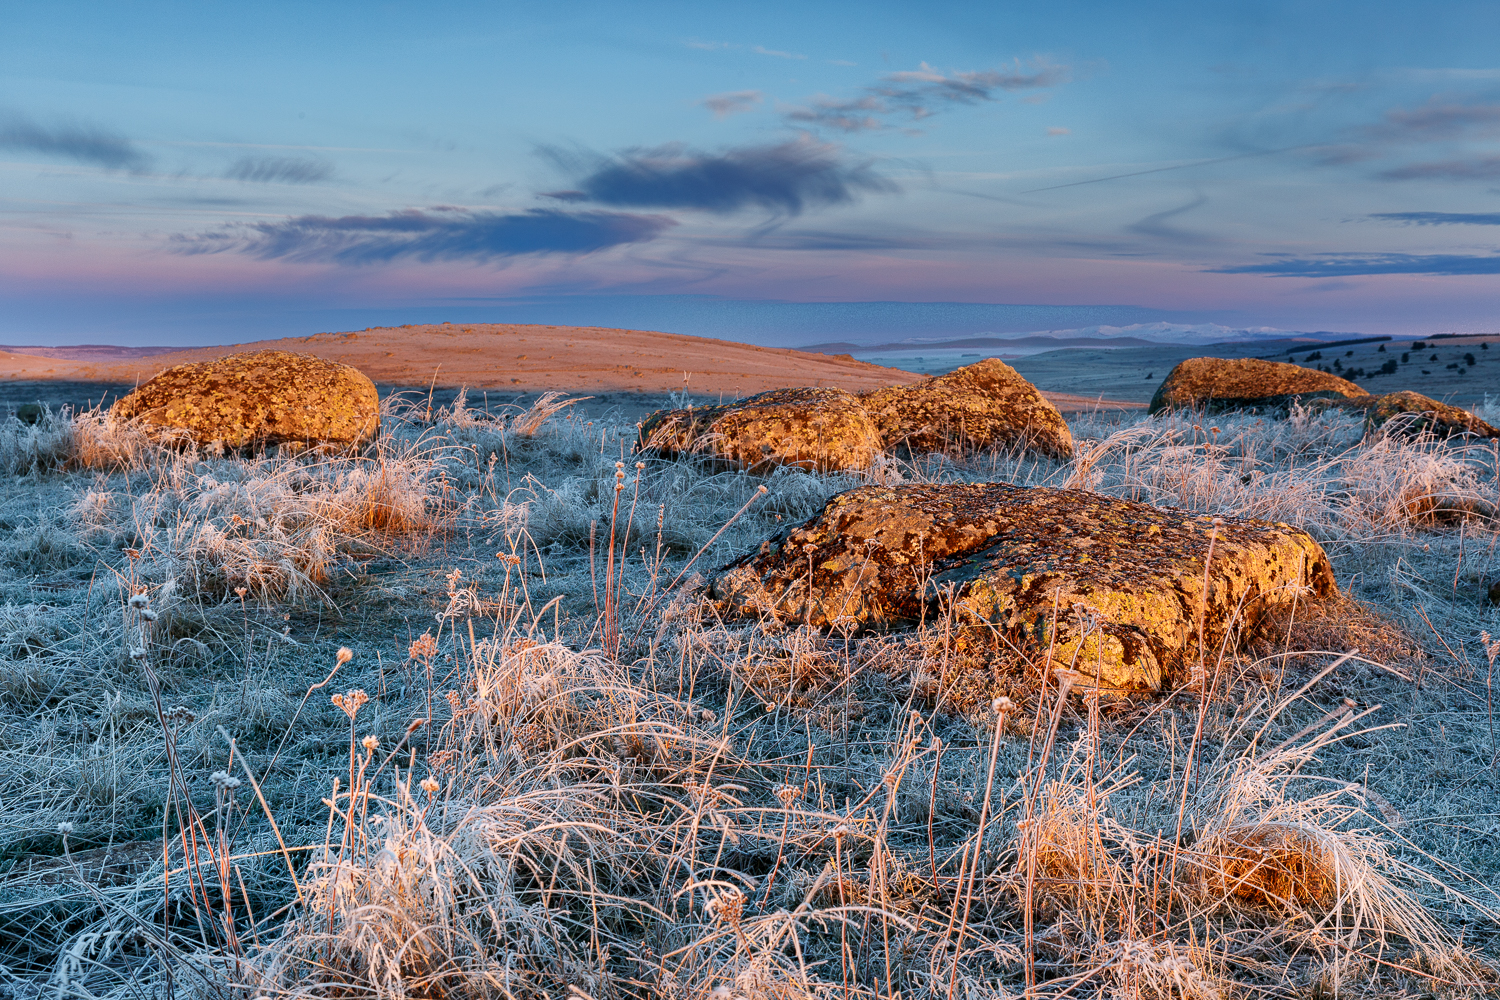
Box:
left=0, top=387, right=1498, bottom=998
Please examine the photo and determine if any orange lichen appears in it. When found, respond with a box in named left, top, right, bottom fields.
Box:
left=713, top=483, right=1336, bottom=692
left=111, top=350, right=379, bottom=453
left=859, top=358, right=1074, bottom=460
left=637, top=387, right=881, bottom=472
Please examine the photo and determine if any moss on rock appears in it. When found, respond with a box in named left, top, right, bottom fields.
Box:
left=859, top=359, right=1074, bottom=460
left=111, top=350, right=379, bottom=453
left=712, top=483, right=1336, bottom=694
left=1149, top=357, right=1368, bottom=415
left=637, top=387, right=882, bottom=473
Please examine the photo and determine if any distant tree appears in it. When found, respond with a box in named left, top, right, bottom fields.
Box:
left=1401, top=352, right=1409, bottom=363
left=1380, top=359, right=1398, bottom=375
left=1465, top=352, right=1477, bottom=366
left=1430, top=354, right=1438, bottom=361
left=1378, top=344, right=1387, bottom=352
left=1346, top=350, right=1354, bottom=357
left=1413, top=341, right=1427, bottom=350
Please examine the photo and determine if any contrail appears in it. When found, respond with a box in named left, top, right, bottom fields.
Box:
left=1020, top=143, right=1326, bottom=194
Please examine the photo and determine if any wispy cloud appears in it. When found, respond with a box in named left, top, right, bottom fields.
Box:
left=1378, top=156, right=1500, bottom=180
left=223, top=155, right=333, bottom=184
left=0, top=110, right=152, bottom=171
left=171, top=207, right=675, bottom=264
left=1369, top=211, right=1500, bottom=225
left=782, top=58, right=1069, bottom=133
left=685, top=40, right=804, bottom=59
left=1369, top=100, right=1500, bottom=141
left=544, top=137, right=897, bottom=215
left=701, top=90, right=763, bottom=119
left=1209, top=252, right=1500, bottom=277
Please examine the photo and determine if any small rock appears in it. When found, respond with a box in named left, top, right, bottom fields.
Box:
left=859, top=359, right=1074, bottom=459
left=1149, top=358, right=1368, bottom=415
left=110, top=350, right=379, bottom=453
left=637, top=387, right=882, bottom=472
left=712, top=483, right=1336, bottom=694
left=1345, top=390, right=1499, bottom=439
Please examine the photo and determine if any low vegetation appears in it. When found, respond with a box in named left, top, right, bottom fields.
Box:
left=1, top=391, right=1498, bottom=998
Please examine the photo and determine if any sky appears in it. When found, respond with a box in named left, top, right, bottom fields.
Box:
left=3, top=0, right=1500, bottom=347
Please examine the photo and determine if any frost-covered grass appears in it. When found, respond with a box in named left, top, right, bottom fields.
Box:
left=0, top=392, right=1497, bottom=998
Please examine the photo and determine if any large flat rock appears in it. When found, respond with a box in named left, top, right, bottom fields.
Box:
left=712, top=483, right=1336, bottom=692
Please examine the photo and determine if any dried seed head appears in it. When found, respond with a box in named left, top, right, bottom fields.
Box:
left=331, top=688, right=369, bottom=720
left=773, top=784, right=801, bottom=807
left=129, top=646, right=147, bottom=661
left=234, top=587, right=248, bottom=598
left=140, top=609, right=158, bottom=621
left=57, top=821, right=75, bottom=835
left=420, top=776, right=440, bottom=796
left=209, top=771, right=241, bottom=793
left=165, top=705, right=196, bottom=726
left=635, top=461, right=645, bottom=469
left=129, top=593, right=149, bottom=609
left=362, top=735, right=379, bottom=751
left=707, top=887, right=746, bottom=926
left=994, top=695, right=1015, bottom=714
left=336, top=647, right=353, bottom=665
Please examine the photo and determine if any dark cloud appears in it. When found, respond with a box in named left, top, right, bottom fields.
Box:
left=1370, top=211, right=1500, bottom=225
left=1208, top=252, right=1500, bottom=277
left=1378, top=156, right=1500, bottom=181
left=553, top=137, right=896, bottom=215
left=223, top=156, right=333, bottom=184
left=784, top=59, right=1069, bottom=132
left=171, top=207, right=675, bottom=264
left=0, top=111, right=151, bottom=170
left=701, top=90, right=763, bottom=119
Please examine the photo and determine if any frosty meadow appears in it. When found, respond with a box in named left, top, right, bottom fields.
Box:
left=0, top=344, right=1499, bottom=999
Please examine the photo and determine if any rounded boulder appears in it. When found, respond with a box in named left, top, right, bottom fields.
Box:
left=110, top=350, right=380, bottom=453
left=859, top=359, right=1074, bottom=460
left=637, top=387, right=882, bottom=473
left=1149, top=357, right=1368, bottom=415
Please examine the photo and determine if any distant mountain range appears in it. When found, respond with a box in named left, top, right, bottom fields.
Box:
left=802, top=322, right=1379, bottom=355
left=0, top=344, right=183, bottom=360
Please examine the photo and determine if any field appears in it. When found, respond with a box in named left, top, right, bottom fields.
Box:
left=1, top=387, right=1499, bottom=999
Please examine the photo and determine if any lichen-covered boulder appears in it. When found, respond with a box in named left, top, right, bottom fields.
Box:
left=111, top=350, right=379, bottom=453
left=637, top=387, right=882, bottom=473
left=712, top=483, right=1335, bottom=692
left=859, top=359, right=1074, bottom=460
left=1149, top=358, right=1368, bottom=415
left=1341, top=390, right=1499, bottom=439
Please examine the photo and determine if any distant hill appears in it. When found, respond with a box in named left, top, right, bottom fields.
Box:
left=0, top=344, right=182, bottom=361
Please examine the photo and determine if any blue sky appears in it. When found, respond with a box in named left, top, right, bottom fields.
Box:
left=3, top=0, right=1500, bottom=345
